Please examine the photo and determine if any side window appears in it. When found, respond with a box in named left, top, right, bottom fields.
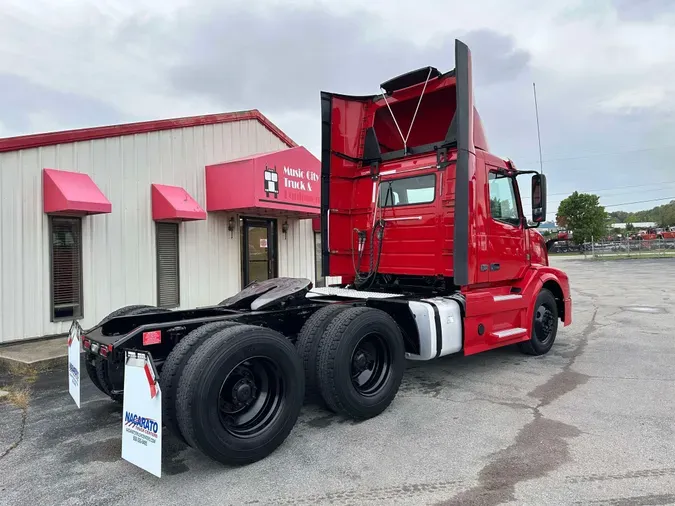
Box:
left=50, top=216, right=83, bottom=321
left=379, top=173, right=436, bottom=207
left=488, top=172, right=520, bottom=226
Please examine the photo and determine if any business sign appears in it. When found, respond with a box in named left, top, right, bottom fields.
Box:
left=258, top=163, right=320, bottom=210
left=67, top=321, right=82, bottom=408
left=121, top=351, right=162, bottom=478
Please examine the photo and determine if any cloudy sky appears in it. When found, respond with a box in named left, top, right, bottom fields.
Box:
left=1, top=0, right=674, bottom=218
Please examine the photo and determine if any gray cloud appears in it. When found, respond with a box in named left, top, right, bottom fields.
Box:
left=1, top=0, right=673, bottom=216
left=0, top=73, right=124, bottom=134
left=611, top=0, right=675, bottom=21
left=150, top=4, right=530, bottom=114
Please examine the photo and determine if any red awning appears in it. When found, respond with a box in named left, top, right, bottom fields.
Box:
left=151, top=184, right=206, bottom=221
left=43, top=168, right=112, bottom=215
left=205, top=146, right=321, bottom=219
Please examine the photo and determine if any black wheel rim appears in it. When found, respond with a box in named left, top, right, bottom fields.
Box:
left=217, top=357, right=285, bottom=439
left=534, top=302, right=555, bottom=345
left=350, top=333, right=392, bottom=397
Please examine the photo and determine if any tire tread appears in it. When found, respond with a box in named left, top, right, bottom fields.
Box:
left=160, top=321, right=240, bottom=443
left=316, top=306, right=404, bottom=419
left=295, top=304, right=349, bottom=402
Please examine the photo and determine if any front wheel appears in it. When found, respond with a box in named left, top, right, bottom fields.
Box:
left=518, top=288, right=559, bottom=356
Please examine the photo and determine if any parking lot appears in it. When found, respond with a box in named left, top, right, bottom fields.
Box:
left=1, top=257, right=674, bottom=506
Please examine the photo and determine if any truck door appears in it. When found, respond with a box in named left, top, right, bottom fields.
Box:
left=486, top=168, right=526, bottom=283
left=377, top=170, right=441, bottom=276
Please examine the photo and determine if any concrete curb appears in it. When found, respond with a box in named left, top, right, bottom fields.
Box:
left=0, top=355, right=68, bottom=375
left=0, top=337, right=68, bottom=376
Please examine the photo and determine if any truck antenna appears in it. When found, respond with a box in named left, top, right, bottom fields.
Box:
left=533, top=82, right=544, bottom=175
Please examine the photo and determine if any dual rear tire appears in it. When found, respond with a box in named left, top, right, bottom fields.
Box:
left=86, top=304, right=171, bottom=403
left=163, top=324, right=305, bottom=466
left=297, top=305, right=406, bottom=420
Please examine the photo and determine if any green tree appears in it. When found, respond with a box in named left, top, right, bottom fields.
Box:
left=556, top=192, right=608, bottom=244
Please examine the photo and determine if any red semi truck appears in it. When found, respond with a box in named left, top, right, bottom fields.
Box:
left=76, top=39, right=572, bottom=467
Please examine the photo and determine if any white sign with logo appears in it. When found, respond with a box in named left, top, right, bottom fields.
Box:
left=67, top=321, right=82, bottom=408
left=121, top=351, right=162, bottom=478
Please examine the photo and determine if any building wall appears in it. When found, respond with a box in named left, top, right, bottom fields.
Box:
left=0, top=119, right=324, bottom=343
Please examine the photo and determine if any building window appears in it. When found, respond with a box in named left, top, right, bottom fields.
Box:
left=50, top=216, right=83, bottom=321
left=156, top=222, right=180, bottom=308
left=314, top=232, right=325, bottom=288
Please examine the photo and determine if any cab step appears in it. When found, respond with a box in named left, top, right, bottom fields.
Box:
left=491, top=327, right=527, bottom=340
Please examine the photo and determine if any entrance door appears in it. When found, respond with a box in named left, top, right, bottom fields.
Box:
left=241, top=217, right=278, bottom=287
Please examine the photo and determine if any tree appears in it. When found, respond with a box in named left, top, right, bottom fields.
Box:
left=625, top=216, right=634, bottom=232
left=556, top=192, right=607, bottom=244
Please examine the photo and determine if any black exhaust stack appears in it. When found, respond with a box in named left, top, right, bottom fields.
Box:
left=452, top=39, right=473, bottom=287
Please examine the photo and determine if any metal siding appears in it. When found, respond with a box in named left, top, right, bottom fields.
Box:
left=0, top=119, right=304, bottom=343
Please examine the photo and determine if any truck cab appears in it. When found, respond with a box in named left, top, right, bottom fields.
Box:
left=320, top=39, right=571, bottom=355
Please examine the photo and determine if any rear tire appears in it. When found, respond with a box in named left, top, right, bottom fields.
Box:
left=518, top=288, right=559, bottom=356
left=175, top=325, right=304, bottom=465
left=95, top=305, right=170, bottom=403
left=316, top=307, right=405, bottom=420
left=99, top=304, right=165, bottom=325
left=85, top=357, right=106, bottom=396
left=295, top=304, right=350, bottom=403
left=160, top=321, right=240, bottom=444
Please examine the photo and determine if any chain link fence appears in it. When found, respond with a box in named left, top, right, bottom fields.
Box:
left=550, top=238, right=675, bottom=258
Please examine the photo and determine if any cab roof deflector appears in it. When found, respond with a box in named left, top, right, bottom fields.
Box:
left=380, top=66, right=442, bottom=95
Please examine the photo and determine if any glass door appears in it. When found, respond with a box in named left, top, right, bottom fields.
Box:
left=241, top=217, right=278, bottom=287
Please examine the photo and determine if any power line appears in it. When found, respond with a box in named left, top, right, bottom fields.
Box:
left=522, top=180, right=675, bottom=199
left=542, top=196, right=675, bottom=217
left=603, top=197, right=675, bottom=208
left=517, top=144, right=675, bottom=166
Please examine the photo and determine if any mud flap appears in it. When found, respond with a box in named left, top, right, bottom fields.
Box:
left=67, top=321, right=83, bottom=408
left=121, top=350, right=162, bottom=478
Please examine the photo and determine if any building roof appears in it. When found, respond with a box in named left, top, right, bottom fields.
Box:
left=611, top=222, right=658, bottom=229
left=0, top=109, right=297, bottom=153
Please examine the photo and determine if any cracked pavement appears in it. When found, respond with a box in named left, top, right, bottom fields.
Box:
left=1, top=257, right=674, bottom=506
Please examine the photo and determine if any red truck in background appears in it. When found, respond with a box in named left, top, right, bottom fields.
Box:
left=639, top=227, right=675, bottom=240
left=76, top=39, right=572, bottom=468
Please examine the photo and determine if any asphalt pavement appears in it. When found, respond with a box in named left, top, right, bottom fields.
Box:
left=1, top=257, right=674, bottom=506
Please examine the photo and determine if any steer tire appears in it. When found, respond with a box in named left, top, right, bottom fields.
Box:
left=95, top=305, right=170, bottom=403
left=316, top=307, right=405, bottom=420
left=295, top=304, right=350, bottom=404
left=175, top=325, right=304, bottom=465
left=518, top=288, right=559, bottom=356
left=160, top=321, right=241, bottom=445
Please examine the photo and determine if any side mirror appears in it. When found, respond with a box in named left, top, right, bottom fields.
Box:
left=531, top=173, right=547, bottom=223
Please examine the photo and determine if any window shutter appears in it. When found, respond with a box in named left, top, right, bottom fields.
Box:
left=156, top=222, right=180, bottom=308
left=50, top=217, right=83, bottom=320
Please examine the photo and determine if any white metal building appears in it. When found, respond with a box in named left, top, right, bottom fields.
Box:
left=0, top=110, right=333, bottom=344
